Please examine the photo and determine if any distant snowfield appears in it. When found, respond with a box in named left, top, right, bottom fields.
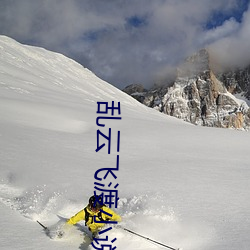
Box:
left=0, top=36, right=250, bottom=250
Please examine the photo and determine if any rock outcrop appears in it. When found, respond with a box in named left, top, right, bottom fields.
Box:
left=123, top=49, right=250, bottom=130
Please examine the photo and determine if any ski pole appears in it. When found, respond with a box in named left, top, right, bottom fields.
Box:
left=37, top=220, right=48, bottom=231
left=121, top=227, right=181, bottom=250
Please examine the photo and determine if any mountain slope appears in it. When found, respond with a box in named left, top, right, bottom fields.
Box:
left=0, top=36, right=250, bottom=250
left=124, top=49, right=250, bottom=129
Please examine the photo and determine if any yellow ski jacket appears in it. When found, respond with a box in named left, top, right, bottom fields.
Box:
left=67, top=205, right=121, bottom=233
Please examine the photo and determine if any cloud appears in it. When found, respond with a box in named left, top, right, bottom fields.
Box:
left=200, top=18, right=240, bottom=45
left=209, top=4, right=250, bottom=69
left=0, top=0, right=249, bottom=88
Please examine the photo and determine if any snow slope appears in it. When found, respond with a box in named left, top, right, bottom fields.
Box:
left=0, top=36, right=250, bottom=250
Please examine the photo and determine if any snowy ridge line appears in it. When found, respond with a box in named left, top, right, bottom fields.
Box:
left=0, top=35, right=144, bottom=111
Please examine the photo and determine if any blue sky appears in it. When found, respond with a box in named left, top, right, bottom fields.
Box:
left=0, top=0, right=249, bottom=89
left=206, top=0, right=249, bottom=29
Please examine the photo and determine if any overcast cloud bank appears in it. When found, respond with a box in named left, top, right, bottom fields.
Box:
left=0, top=0, right=249, bottom=88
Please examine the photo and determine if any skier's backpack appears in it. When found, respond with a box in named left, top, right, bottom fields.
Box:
left=84, top=206, right=106, bottom=226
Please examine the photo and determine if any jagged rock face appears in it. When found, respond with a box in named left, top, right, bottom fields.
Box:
left=123, top=84, right=146, bottom=95
left=123, top=84, right=147, bottom=103
left=217, top=66, right=250, bottom=99
left=161, top=49, right=250, bottom=128
left=162, top=74, right=249, bottom=128
left=123, top=49, right=250, bottom=130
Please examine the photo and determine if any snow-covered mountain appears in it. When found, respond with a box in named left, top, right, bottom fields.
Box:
left=217, top=65, right=250, bottom=100
left=1, top=36, right=250, bottom=250
left=124, top=49, right=250, bottom=130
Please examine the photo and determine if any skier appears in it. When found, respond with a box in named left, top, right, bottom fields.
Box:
left=66, top=195, right=121, bottom=238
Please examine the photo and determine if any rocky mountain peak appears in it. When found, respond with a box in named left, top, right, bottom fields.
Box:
left=177, top=48, right=210, bottom=78
left=123, top=49, right=250, bottom=130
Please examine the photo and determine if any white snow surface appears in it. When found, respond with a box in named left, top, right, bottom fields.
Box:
left=0, top=36, right=250, bottom=250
